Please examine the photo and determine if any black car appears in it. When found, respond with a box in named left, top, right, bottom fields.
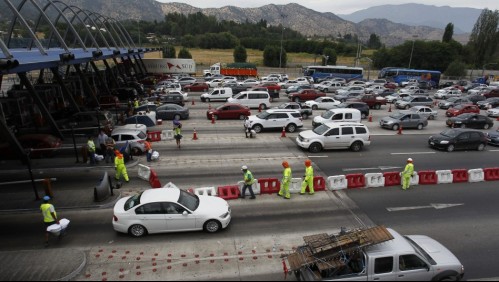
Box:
left=332, top=102, right=370, bottom=119
left=159, top=93, right=185, bottom=107
left=439, top=81, right=455, bottom=89
left=465, top=94, right=487, bottom=105
left=477, top=98, right=499, bottom=110
left=446, top=113, right=494, bottom=130
left=487, top=128, right=499, bottom=146
left=429, top=129, right=487, bottom=152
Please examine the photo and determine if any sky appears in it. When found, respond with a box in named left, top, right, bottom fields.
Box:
left=157, top=0, right=499, bottom=14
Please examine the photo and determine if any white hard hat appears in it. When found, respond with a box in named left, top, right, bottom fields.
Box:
left=407, top=158, right=413, bottom=162
left=241, top=166, right=248, bottom=170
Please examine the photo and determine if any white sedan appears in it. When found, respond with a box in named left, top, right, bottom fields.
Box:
left=305, top=97, right=341, bottom=110
left=487, top=107, right=499, bottom=117
left=113, top=188, right=231, bottom=237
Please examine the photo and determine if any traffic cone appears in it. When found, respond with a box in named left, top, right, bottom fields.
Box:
left=258, top=104, right=262, bottom=113
left=281, top=127, right=287, bottom=138
left=208, top=104, right=212, bottom=110
left=191, top=99, right=195, bottom=106
left=211, top=114, right=216, bottom=124
left=193, top=128, right=198, bottom=140
left=496, top=116, right=499, bottom=122
left=388, top=104, right=392, bottom=112
left=397, top=125, right=403, bottom=135
left=368, top=114, right=373, bottom=122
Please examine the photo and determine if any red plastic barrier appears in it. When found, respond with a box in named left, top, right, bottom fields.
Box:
left=418, top=171, right=438, bottom=185
left=383, top=172, right=401, bottom=187
left=217, top=185, right=241, bottom=200
left=303, top=176, right=326, bottom=193
left=258, top=178, right=281, bottom=194
left=149, top=169, right=162, bottom=188
left=346, top=174, right=366, bottom=189
left=484, top=168, right=499, bottom=181
left=147, top=131, right=162, bottom=142
left=452, top=169, right=469, bottom=183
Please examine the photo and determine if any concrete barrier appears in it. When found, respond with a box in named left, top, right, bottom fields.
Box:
left=161, top=130, right=174, bottom=141
left=138, top=164, right=151, bottom=181
left=194, top=187, right=217, bottom=196
left=237, top=180, right=261, bottom=196
left=327, top=176, right=348, bottom=191
left=346, top=174, right=366, bottom=189
left=469, top=169, right=485, bottom=183
left=436, top=170, right=453, bottom=184
left=365, top=173, right=385, bottom=188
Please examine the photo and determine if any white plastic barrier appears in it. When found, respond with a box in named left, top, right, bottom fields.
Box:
left=237, top=180, right=261, bottom=196
left=365, top=173, right=385, bottom=188
left=469, top=169, right=485, bottom=183
left=410, top=171, right=420, bottom=186
left=194, top=187, right=217, bottom=196
left=138, top=164, right=151, bottom=181
left=328, top=175, right=348, bottom=191
left=289, top=178, right=303, bottom=194
left=436, top=170, right=453, bottom=184
left=163, top=182, right=180, bottom=189
left=161, top=130, right=174, bottom=141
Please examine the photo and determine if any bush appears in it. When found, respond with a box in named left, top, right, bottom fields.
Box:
left=444, top=60, right=467, bottom=77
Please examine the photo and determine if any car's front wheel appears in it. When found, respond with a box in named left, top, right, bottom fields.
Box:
left=309, top=143, right=323, bottom=153
left=312, top=105, right=318, bottom=111
left=253, top=124, right=263, bottom=133
left=447, top=144, right=455, bottom=152
left=351, top=141, right=363, bottom=152
left=129, top=224, right=147, bottom=237
left=287, top=124, right=297, bottom=133
left=204, top=220, right=222, bottom=233
left=477, top=143, right=486, bottom=151
left=417, top=123, right=424, bottom=130
left=484, top=124, right=490, bottom=130
left=392, top=124, right=400, bottom=131
left=239, top=115, right=246, bottom=120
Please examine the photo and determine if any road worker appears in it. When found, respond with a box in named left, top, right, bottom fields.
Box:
left=87, top=136, right=96, bottom=165
left=279, top=161, right=292, bottom=199
left=134, top=98, right=139, bottom=108
left=300, top=160, right=314, bottom=195
left=40, top=196, right=58, bottom=247
left=402, top=158, right=415, bottom=190
left=115, top=150, right=129, bottom=183
left=241, top=166, right=256, bottom=199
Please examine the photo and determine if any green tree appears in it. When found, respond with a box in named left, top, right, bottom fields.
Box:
left=322, top=48, right=337, bottom=65
left=444, top=60, right=467, bottom=77
left=442, top=23, right=454, bottom=43
left=367, top=34, right=382, bottom=49
left=263, top=46, right=286, bottom=67
left=162, top=45, right=176, bottom=58
left=178, top=47, right=192, bottom=59
left=469, top=9, right=499, bottom=67
left=233, top=45, right=247, bottom=63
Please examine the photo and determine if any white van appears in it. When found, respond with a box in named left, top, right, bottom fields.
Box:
left=297, top=122, right=371, bottom=153
left=200, top=88, right=234, bottom=102
left=312, top=108, right=362, bottom=127
left=228, top=91, right=271, bottom=109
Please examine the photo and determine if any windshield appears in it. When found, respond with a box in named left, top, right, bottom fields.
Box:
left=404, top=236, right=437, bottom=266
left=124, top=192, right=142, bottom=211
left=402, top=96, right=413, bottom=102
left=441, top=129, right=460, bottom=138
left=322, top=111, right=334, bottom=119
left=448, top=97, right=458, bottom=102
left=453, top=104, right=464, bottom=110
left=178, top=189, right=200, bottom=211
left=313, top=125, right=330, bottom=135
left=390, top=113, right=405, bottom=119
left=277, top=104, right=288, bottom=109
left=257, top=112, right=270, bottom=119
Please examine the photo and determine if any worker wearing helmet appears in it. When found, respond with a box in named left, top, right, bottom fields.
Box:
left=241, top=166, right=256, bottom=199
left=115, top=150, right=129, bottom=183
left=402, top=158, right=414, bottom=190
left=279, top=161, right=292, bottom=199
left=300, top=160, right=314, bottom=195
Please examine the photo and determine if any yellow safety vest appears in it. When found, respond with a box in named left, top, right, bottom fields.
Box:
left=115, top=154, right=125, bottom=168
left=403, top=163, right=414, bottom=177
left=282, top=168, right=292, bottom=185
left=305, top=166, right=314, bottom=182
left=40, top=203, right=56, bottom=223
left=244, top=170, right=255, bottom=185
left=87, top=140, right=96, bottom=153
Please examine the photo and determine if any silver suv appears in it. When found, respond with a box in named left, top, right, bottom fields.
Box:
left=111, top=128, right=147, bottom=155
left=396, top=96, right=434, bottom=110
left=248, top=109, right=303, bottom=133
left=296, top=122, right=371, bottom=153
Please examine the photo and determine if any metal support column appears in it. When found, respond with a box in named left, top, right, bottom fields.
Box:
left=74, top=64, right=100, bottom=108
left=120, top=57, right=133, bottom=78
left=136, top=54, right=148, bottom=75
left=90, top=61, right=111, bottom=96
left=18, top=72, right=63, bottom=139
left=0, top=116, right=26, bottom=164
left=127, top=55, right=140, bottom=78
left=132, top=54, right=144, bottom=77
left=50, top=67, right=80, bottom=113
left=103, top=59, right=120, bottom=89
left=112, top=57, right=127, bottom=81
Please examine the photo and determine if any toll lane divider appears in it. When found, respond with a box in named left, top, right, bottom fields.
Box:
left=365, top=173, right=384, bottom=188
left=452, top=169, right=469, bottom=183
left=469, top=169, right=484, bottom=183
left=436, top=170, right=453, bottom=184
left=327, top=176, right=348, bottom=191
left=484, top=168, right=499, bottom=181
left=194, top=187, right=217, bottom=197
left=237, top=180, right=261, bottom=196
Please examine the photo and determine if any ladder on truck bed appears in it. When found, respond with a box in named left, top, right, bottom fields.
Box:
left=285, top=226, right=394, bottom=278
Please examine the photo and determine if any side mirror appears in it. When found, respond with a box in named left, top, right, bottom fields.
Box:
left=182, top=211, right=188, bottom=216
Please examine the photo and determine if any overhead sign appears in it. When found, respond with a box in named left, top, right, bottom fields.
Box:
left=143, top=58, right=196, bottom=74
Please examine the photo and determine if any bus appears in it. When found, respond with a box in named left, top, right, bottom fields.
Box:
left=303, top=66, right=364, bottom=83
left=378, top=67, right=441, bottom=87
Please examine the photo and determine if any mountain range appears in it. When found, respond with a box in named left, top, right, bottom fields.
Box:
left=0, top=1, right=480, bottom=45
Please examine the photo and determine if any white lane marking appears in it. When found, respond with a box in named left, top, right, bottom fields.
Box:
left=488, top=150, right=499, bottom=152
left=391, top=152, right=436, bottom=155
left=308, top=156, right=328, bottom=158
left=343, top=166, right=402, bottom=172
left=387, top=203, right=464, bottom=212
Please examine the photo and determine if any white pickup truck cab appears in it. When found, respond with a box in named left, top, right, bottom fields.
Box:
left=200, top=87, right=234, bottom=102
left=296, top=228, right=464, bottom=281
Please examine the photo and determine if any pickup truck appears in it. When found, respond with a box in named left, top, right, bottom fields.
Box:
left=348, top=94, right=387, bottom=110
left=274, top=102, right=313, bottom=120
left=200, top=87, right=234, bottom=102
left=287, top=226, right=464, bottom=282
left=288, top=89, right=326, bottom=103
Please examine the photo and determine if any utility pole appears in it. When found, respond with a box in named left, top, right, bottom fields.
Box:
left=279, top=13, right=287, bottom=69
left=408, top=35, right=418, bottom=69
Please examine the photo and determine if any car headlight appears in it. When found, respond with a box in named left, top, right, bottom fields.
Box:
left=440, top=140, right=450, bottom=144
left=220, top=212, right=230, bottom=219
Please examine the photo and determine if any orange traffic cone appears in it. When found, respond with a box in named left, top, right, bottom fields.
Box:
left=258, top=104, right=262, bottom=113
left=388, top=104, right=392, bottom=112
left=281, top=127, right=287, bottom=138
left=397, top=125, right=403, bottom=135
left=193, top=128, right=198, bottom=140
left=496, top=116, right=499, bottom=122
left=192, top=99, right=195, bottom=106
left=211, top=115, right=216, bottom=124
left=368, top=114, right=373, bottom=122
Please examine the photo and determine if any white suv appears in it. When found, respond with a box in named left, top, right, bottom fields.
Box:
left=296, top=122, right=371, bottom=153
left=248, top=110, right=303, bottom=133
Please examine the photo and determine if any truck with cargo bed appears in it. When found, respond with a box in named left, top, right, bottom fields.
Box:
left=204, top=63, right=258, bottom=80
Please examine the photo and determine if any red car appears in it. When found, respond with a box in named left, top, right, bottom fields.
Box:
left=384, top=82, right=398, bottom=89
left=288, top=89, right=326, bottom=103
left=254, top=83, right=281, bottom=99
left=484, top=89, right=499, bottom=99
left=183, top=82, right=209, bottom=92
left=446, top=104, right=480, bottom=117
left=0, top=134, right=62, bottom=159
left=206, top=103, right=251, bottom=120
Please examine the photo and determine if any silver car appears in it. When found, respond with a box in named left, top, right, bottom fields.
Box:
left=396, top=96, right=434, bottom=109
left=438, top=97, right=471, bottom=109
left=400, top=106, right=438, bottom=120
left=380, top=112, right=428, bottom=131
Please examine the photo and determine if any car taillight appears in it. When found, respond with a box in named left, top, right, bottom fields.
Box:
left=113, top=215, right=118, bottom=222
